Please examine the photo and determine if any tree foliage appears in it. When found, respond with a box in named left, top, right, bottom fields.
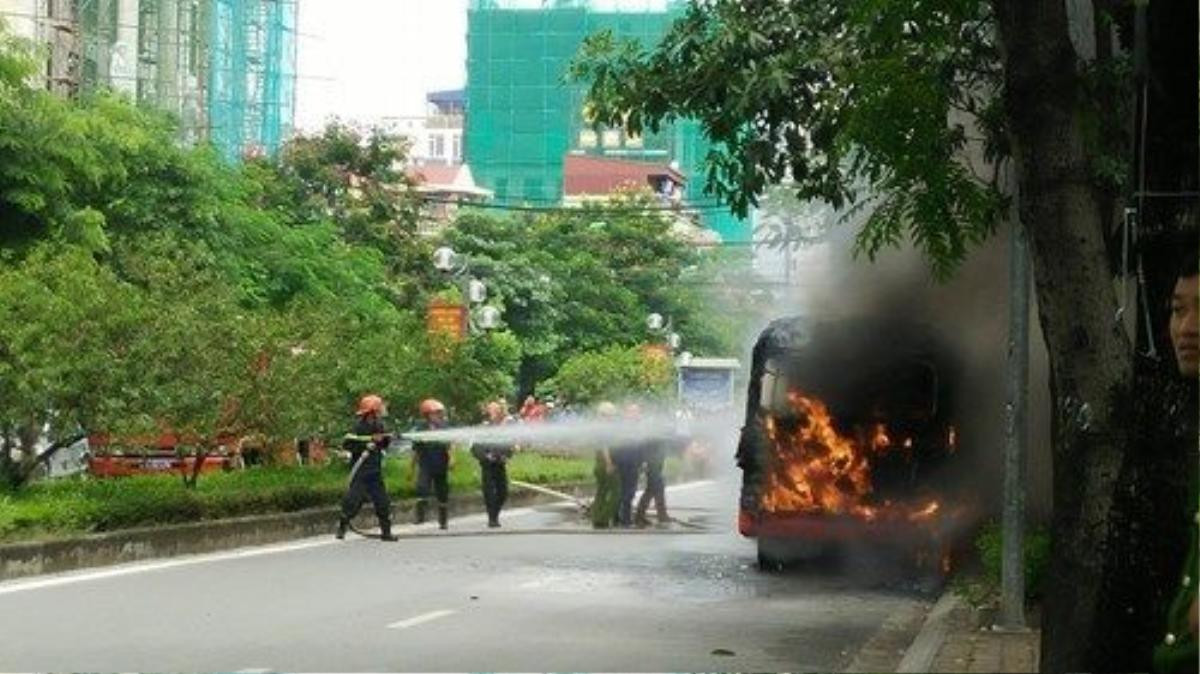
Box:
left=441, top=192, right=739, bottom=392
left=570, top=0, right=1008, bottom=278
left=0, top=26, right=510, bottom=487
left=544, top=345, right=673, bottom=405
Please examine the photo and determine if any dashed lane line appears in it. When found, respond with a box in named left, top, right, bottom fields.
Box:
left=386, top=609, right=457, bottom=630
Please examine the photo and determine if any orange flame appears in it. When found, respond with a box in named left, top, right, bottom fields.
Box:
left=762, top=393, right=875, bottom=516
left=761, top=391, right=944, bottom=523
left=908, top=500, right=940, bottom=522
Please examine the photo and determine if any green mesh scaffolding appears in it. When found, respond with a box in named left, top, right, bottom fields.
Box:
left=465, top=0, right=750, bottom=242
left=69, top=0, right=296, bottom=161
left=208, top=0, right=297, bottom=160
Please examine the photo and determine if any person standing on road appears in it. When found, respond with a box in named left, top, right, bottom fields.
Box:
left=1155, top=250, right=1199, bottom=674
left=336, top=394, right=397, bottom=541
left=473, top=400, right=515, bottom=528
left=590, top=401, right=620, bottom=528
left=635, top=434, right=670, bottom=528
left=613, top=403, right=647, bottom=529
left=412, top=398, right=454, bottom=530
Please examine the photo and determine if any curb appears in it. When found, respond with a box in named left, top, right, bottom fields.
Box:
left=0, top=481, right=593, bottom=581
left=896, top=589, right=964, bottom=673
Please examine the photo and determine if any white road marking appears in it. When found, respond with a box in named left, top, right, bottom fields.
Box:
left=0, top=538, right=336, bottom=596
left=234, top=668, right=274, bottom=673
left=0, top=479, right=718, bottom=596
left=518, top=574, right=563, bottom=590
left=386, top=609, right=457, bottom=630
left=666, top=479, right=715, bottom=493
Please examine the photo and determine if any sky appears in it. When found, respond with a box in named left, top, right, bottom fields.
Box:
left=295, top=0, right=470, bottom=131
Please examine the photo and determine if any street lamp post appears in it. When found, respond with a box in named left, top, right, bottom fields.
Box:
left=432, top=246, right=502, bottom=335
left=647, top=312, right=683, bottom=403
left=646, top=312, right=681, bottom=353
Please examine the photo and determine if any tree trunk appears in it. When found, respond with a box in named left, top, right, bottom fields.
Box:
left=0, top=425, right=13, bottom=489
left=993, top=2, right=1134, bottom=671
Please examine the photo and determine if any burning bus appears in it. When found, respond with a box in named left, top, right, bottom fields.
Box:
left=736, top=316, right=972, bottom=574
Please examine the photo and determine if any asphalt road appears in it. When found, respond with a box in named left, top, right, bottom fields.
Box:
left=0, top=474, right=932, bottom=672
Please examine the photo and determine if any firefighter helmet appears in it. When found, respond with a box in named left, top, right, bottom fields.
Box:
left=357, top=394, right=386, bottom=417
left=419, top=398, right=446, bottom=415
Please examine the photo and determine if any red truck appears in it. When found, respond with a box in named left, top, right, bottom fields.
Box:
left=86, top=432, right=233, bottom=478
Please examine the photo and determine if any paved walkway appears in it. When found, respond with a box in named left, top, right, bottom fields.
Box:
left=928, top=600, right=1040, bottom=673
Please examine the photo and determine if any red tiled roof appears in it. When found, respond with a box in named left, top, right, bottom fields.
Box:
left=407, top=164, right=461, bottom=185
left=563, top=154, right=685, bottom=196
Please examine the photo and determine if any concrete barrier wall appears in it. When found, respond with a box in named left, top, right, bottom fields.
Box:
left=0, top=482, right=593, bottom=582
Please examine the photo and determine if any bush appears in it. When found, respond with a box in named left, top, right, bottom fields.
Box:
left=975, top=520, right=1051, bottom=601
left=0, top=451, right=594, bottom=543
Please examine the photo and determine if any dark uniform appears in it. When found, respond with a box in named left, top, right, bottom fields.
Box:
left=635, top=438, right=670, bottom=526
left=471, top=424, right=514, bottom=527
left=613, top=441, right=645, bottom=528
left=338, top=416, right=392, bottom=539
left=412, top=420, right=452, bottom=529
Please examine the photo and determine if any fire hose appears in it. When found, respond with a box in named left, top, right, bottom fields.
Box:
left=509, top=479, right=590, bottom=511
left=507, top=479, right=705, bottom=530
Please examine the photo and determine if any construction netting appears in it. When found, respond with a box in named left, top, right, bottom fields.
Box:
left=465, top=0, right=750, bottom=242
left=67, top=0, right=297, bottom=161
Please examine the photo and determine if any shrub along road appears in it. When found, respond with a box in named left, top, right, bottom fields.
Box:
left=0, top=451, right=600, bottom=543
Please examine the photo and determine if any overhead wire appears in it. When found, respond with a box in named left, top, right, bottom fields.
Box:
left=417, top=194, right=736, bottom=215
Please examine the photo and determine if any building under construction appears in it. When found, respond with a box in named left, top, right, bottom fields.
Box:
left=0, top=0, right=297, bottom=160
left=465, top=0, right=750, bottom=242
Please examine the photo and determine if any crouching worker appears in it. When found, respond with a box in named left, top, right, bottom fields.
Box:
left=413, top=398, right=453, bottom=530
left=337, top=394, right=397, bottom=541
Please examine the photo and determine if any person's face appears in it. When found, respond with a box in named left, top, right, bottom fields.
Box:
left=425, top=410, right=446, bottom=426
left=1170, top=274, right=1199, bottom=377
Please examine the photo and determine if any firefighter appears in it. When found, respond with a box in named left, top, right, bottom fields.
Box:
left=472, top=400, right=514, bottom=528
left=590, top=401, right=620, bottom=528
left=412, top=398, right=453, bottom=530
left=336, top=394, right=396, bottom=541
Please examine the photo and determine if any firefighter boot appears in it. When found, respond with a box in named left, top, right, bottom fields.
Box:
left=634, top=504, right=650, bottom=529
left=335, top=518, right=349, bottom=540
left=379, top=520, right=398, bottom=542
left=656, top=505, right=670, bottom=528
left=437, top=504, right=449, bottom=530
left=414, top=500, right=427, bottom=525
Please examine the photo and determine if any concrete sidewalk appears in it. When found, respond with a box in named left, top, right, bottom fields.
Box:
left=898, top=591, right=1040, bottom=673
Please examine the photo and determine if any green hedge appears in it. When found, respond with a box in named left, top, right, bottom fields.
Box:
left=0, top=450, right=593, bottom=543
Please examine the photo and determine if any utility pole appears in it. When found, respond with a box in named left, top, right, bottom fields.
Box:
left=999, top=218, right=1030, bottom=630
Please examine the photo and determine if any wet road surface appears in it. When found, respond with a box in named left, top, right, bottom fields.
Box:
left=0, top=476, right=933, bottom=671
